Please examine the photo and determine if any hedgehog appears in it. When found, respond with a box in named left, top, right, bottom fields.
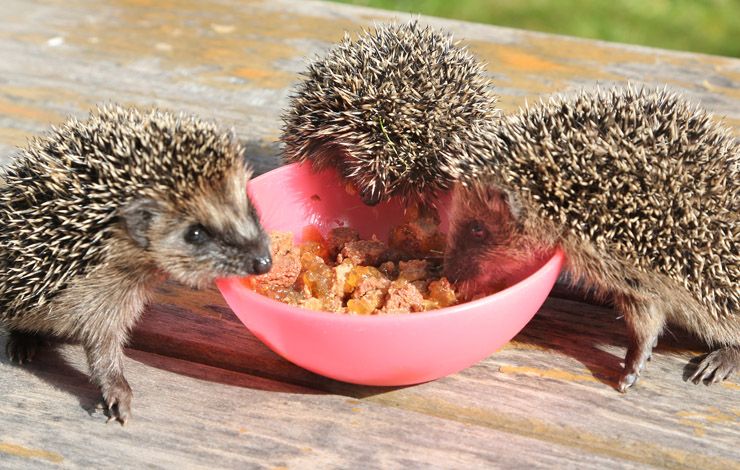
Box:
left=443, top=87, right=739, bottom=390
left=0, top=105, right=272, bottom=423
left=281, top=20, right=498, bottom=205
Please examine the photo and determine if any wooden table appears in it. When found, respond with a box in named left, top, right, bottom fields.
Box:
left=1, top=1, right=738, bottom=468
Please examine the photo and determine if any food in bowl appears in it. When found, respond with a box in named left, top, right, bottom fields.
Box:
left=245, top=205, right=462, bottom=314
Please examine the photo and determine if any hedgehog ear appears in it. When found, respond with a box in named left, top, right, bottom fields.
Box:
left=479, top=186, right=522, bottom=221
left=120, top=198, right=162, bottom=249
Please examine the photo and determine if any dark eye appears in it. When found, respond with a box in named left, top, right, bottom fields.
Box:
left=184, top=224, right=209, bottom=245
left=360, top=186, right=382, bottom=206
left=468, top=220, right=488, bottom=241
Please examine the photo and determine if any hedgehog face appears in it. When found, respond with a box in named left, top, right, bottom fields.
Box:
left=120, top=172, right=271, bottom=289
left=444, top=182, right=538, bottom=300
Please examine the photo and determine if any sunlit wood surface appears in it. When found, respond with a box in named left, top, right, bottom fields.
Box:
left=1, top=0, right=738, bottom=468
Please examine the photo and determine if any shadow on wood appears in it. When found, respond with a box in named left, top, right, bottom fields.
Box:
left=0, top=335, right=102, bottom=416
left=514, top=293, right=713, bottom=390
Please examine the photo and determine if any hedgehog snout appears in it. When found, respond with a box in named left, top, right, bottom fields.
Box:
left=442, top=248, right=478, bottom=284
left=235, top=235, right=272, bottom=276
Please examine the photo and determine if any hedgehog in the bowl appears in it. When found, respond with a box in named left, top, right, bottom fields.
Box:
left=281, top=20, right=498, bottom=206
left=0, top=105, right=272, bottom=424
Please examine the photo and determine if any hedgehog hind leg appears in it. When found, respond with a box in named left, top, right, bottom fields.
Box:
left=614, top=295, right=666, bottom=392
left=689, top=346, right=739, bottom=384
left=5, top=330, right=47, bottom=364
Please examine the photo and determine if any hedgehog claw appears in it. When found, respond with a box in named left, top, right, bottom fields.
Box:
left=101, top=378, right=132, bottom=426
left=618, top=335, right=658, bottom=392
left=5, top=332, right=43, bottom=365
left=689, top=347, right=739, bottom=385
left=618, top=372, right=639, bottom=392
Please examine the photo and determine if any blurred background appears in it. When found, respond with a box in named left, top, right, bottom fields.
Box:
left=330, top=0, right=740, bottom=58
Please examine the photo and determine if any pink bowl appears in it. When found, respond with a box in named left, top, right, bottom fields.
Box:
left=216, top=163, right=564, bottom=386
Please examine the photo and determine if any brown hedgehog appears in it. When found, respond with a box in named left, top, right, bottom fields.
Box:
left=281, top=20, right=497, bottom=205
left=444, top=87, right=738, bottom=390
left=1, top=105, right=272, bottom=423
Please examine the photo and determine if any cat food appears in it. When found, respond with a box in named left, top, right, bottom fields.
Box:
left=246, top=207, right=459, bottom=314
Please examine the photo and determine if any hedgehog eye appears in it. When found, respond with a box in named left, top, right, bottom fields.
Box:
left=184, top=224, right=210, bottom=245
left=468, top=220, right=488, bottom=241
left=360, top=186, right=382, bottom=206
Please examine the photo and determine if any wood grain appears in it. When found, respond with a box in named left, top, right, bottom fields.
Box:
left=134, top=289, right=740, bottom=469
left=2, top=337, right=655, bottom=470
left=1, top=0, right=738, bottom=167
left=1, top=0, right=738, bottom=468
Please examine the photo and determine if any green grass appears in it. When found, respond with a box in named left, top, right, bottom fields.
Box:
left=330, top=0, right=740, bottom=58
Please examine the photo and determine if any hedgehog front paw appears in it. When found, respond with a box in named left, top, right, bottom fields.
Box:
left=689, top=346, right=739, bottom=385
left=100, top=377, right=133, bottom=425
left=618, top=336, right=658, bottom=392
left=5, top=331, right=45, bottom=364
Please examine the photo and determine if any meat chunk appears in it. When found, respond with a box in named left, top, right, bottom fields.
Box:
left=382, top=280, right=425, bottom=313
left=252, top=207, right=459, bottom=314
left=427, top=277, right=457, bottom=308
left=299, top=297, right=325, bottom=311
left=340, top=238, right=388, bottom=266
left=300, top=253, right=335, bottom=299
left=345, top=266, right=390, bottom=315
left=389, top=207, right=445, bottom=258
left=258, top=231, right=301, bottom=288
left=378, top=261, right=397, bottom=279
left=332, top=260, right=354, bottom=297
left=327, top=227, right=360, bottom=258
left=352, top=271, right=391, bottom=299
left=397, top=259, right=429, bottom=282
left=269, top=231, right=296, bottom=256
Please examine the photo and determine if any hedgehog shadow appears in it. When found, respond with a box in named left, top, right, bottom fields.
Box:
left=131, top=347, right=401, bottom=399
left=126, top=329, right=402, bottom=399
left=512, top=295, right=625, bottom=389
left=513, top=290, right=707, bottom=390
left=0, top=331, right=366, bottom=419
left=0, top=335, right=104, bottom=416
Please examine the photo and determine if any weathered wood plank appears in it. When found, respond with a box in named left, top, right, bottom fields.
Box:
left=2, top=337, right=653, bottom=469
left=124, top=284, right=740, bottom=468
left=1, top=0, right=738, bottom=168
left=4, top=292, right=737, bottom=468
left=1, top=0, right=739, bottom=468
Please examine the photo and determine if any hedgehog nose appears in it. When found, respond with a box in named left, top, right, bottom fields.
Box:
left=252, top=255, right=272, bottom=275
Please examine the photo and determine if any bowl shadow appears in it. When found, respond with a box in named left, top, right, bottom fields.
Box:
left=126, top=287, right=407, bottom=399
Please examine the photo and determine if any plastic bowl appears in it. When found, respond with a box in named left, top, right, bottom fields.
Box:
left=216, top=163, right=564, bottom=386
